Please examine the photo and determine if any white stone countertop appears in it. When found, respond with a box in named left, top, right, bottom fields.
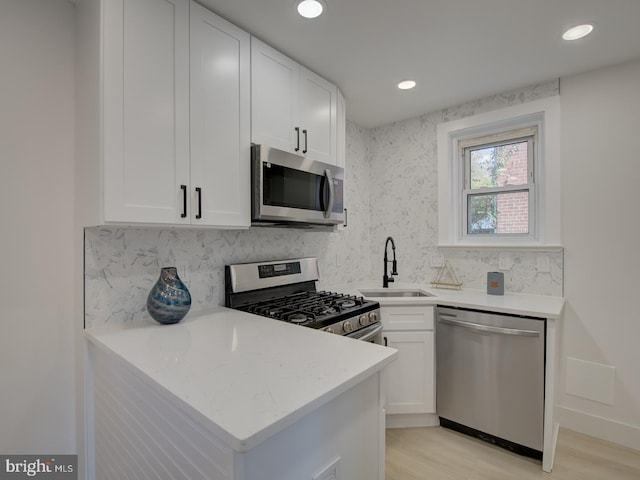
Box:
left=321, top=281, right=565, bottom=319
left=84, top=307, right=398, bottom=453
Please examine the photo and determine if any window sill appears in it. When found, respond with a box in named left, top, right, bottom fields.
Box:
left=437, top=244, right=564, bottom=252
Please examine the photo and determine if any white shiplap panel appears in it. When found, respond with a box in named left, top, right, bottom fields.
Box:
left=95, top=381, right=169, bottom=479
left=95, top=388, right=155, bottom=479
left=97, top=354, right=231, bottom=477
left=100, top=357, right=228, bottom=476
left=96, top=379, right=207, bottom=479
left=92, top=343, right=234, bottom=479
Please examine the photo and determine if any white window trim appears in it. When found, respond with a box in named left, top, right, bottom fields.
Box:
left=437, top=96, right=562, bottom=248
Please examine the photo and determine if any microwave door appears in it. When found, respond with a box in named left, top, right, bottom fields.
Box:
left=259, top=163, right=325, bottom=222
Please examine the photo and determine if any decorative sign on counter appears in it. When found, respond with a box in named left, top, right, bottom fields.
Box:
left=487, top=271, right=505, bottom=295
left=431, top=260, right=463, bottom=290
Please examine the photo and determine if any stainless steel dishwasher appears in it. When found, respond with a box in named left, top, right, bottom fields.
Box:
left=436, top=306, right=545, bottom=458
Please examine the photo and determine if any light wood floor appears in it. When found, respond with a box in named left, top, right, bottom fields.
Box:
left=386, top=427, right=640, bottom=480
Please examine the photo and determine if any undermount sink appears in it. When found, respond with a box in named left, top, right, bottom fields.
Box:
left=360, top=289, right=434, bottom=298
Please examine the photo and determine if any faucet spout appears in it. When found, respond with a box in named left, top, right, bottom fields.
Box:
left=383, top=236, right=398, bottom=288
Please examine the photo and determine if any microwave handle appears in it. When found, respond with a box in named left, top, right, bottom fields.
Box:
left=323, top=169, right=334, bottom=218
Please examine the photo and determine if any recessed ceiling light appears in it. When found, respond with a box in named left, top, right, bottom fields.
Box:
left=397, top=80, right=416, bottom=90
left=562, top=24, right=594, bottom=41
left=297, top=0, right=324, bottom=19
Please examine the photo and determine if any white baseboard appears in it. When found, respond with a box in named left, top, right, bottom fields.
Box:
left=386, top=413, right=440, bottom=429
left=557, top=406, right=640, bottom=451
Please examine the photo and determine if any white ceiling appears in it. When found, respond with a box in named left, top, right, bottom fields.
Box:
left=198, top=0, right=640, bottom=128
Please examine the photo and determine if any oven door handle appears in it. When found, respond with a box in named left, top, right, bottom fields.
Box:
left=323, top=169, right=334, bottom=218
left=351, top=323, right=383, bottom=342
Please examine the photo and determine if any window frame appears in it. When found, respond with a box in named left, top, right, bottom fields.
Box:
left=437, top=96, right=562, bottom=248
left=461, top=129, right=537, bottom=239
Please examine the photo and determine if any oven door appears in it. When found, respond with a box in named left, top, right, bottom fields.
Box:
left=252, top=144, right=344, bottom=226
left=347, top=323, right=383, bottom=344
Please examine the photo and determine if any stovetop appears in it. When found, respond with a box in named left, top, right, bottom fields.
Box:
left=237, top=290, right=378, bottom=330
left=224, top=258, right=381, bottom=336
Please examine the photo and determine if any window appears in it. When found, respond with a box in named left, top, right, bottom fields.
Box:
left=437, top=96, right=561, bottom=247
left=461, top=127, right=536, bottom=237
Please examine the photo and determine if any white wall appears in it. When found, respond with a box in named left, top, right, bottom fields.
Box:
left=0, top=0, right=76, bottom=453
left=558, top=58, right=640, bottom=450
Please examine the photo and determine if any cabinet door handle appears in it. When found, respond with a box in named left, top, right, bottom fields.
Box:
left=195, top=187, right=202, bottom=219
left=302, top=129, right=308, bottom=154
left=294, top=127, right=300, bottom=152
left=383, top=336, right=388, bottom=347
left=180, top=185, right=187, bottom=218
left=343, top=208, right=348, bottom=228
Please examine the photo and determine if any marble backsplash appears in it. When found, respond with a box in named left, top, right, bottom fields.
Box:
left=367, top=79, right=563, bottom=296
left=84, top=122, right=372, bottom=328
left=85, top=226, right=357, bottom=327
left=422, top=247, right=563, bottom=295
left=85, top=81, right=564, bottom=328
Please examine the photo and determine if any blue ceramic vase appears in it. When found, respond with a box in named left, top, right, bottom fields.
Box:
left=146, top=267, right=191, bottom=325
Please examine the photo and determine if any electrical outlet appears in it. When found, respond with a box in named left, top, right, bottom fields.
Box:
left=430, top=255, right=445, bottom=268
left=498, top=254, right=512, bottom=271
left=537, top=256, right=550, bottom=273
left=175, top=262, right=189, bottom=286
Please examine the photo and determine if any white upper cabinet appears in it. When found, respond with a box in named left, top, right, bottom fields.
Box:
left=336, top=88, right=346, bottom=170
left=251, top=37, right=339, bottom=165
left=299, top=67, right=337, bottom=163
left=189, top=2, right=250, bottom=227
left=250, top=39, right=300, bottom=154
left=97, top=0, right=250, bottom=227
left=103, top=0, right=191, bottom=224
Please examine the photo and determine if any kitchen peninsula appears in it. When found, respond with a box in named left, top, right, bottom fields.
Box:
left=85, top=308, right=397, bottom=480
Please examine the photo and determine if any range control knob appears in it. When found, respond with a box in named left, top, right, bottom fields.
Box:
left=325, top=327, right=335, bottom=334
left=342, top=321, right=354, bottom=333
left=368, top=311, right=378, bottom=323
left=359, top=315, right=369, bottom=326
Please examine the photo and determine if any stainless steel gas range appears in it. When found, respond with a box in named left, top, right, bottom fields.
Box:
left=225, top=258, right=382, bottom=343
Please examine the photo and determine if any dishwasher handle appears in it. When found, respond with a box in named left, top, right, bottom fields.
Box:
left=438, top=316, right=540, bottom=337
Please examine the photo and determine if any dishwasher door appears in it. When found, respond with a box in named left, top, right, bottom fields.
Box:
left=436, top=307, right=545, bottom=452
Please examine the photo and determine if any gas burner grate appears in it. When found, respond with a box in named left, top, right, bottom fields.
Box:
left=239, top=291, right=370, bottom=325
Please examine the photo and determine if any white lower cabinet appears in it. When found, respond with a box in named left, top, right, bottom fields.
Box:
left=381, top=305, right=437, bottom=426
left=383, top=330, right=434, bottom=414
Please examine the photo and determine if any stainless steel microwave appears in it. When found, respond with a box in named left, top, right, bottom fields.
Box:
left=251, top=144, right=345, bottom=227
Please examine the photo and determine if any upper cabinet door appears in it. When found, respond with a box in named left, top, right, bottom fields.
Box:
left=103, top=0, right=191, bottom=224
left=299, top=67, right=337, bottom=165
left=251, top=37, right=300, bottom=155
left=189, top=2, right=251, bottom=227
left=336, top=89, right=346, bottom=170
